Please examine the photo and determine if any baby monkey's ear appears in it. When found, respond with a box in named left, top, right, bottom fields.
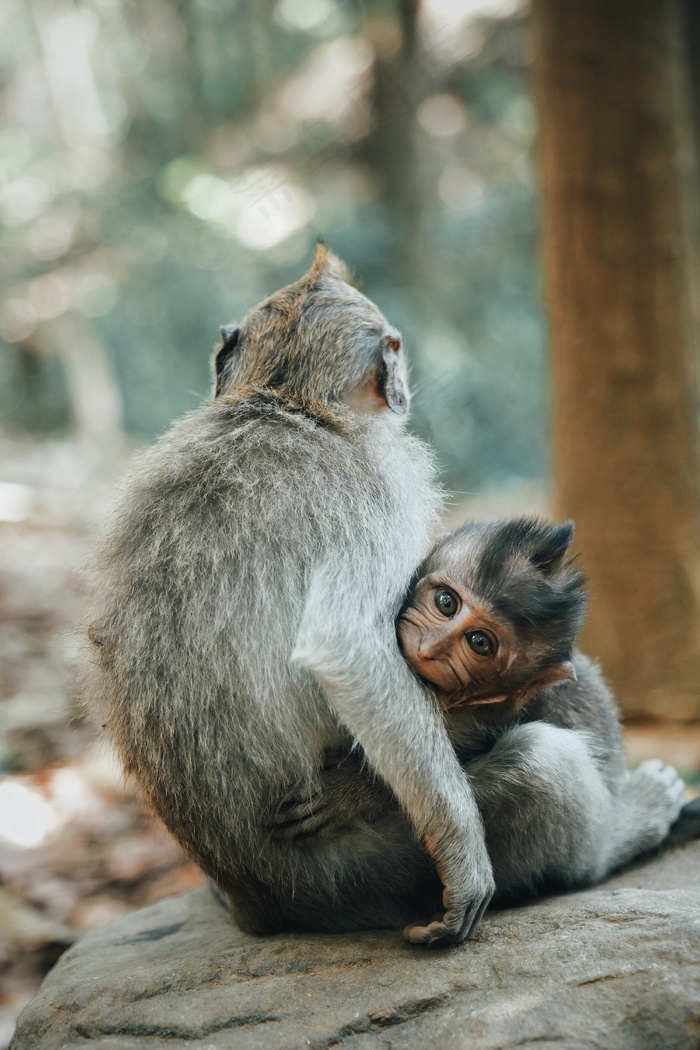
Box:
left=529, top=521, right=575, bottom=575
left=518, top=658, right=577, bottom=704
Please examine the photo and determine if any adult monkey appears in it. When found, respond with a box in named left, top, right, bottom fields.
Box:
left=84, top=245, right=493, bottom=945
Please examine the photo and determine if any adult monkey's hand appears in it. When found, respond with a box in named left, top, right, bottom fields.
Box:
left=294, top=562, right=495, bottom=946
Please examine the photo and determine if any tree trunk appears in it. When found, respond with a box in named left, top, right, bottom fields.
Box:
left=361, top=0, right=423, bottom=285
left=532, top=0, right=700, bottom=720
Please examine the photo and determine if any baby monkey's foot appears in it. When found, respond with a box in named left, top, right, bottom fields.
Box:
left=627, top=759, right=686, bottom=843
left=635, top=758, right=686, bottom=812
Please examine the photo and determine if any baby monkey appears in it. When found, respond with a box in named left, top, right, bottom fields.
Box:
left=277, top=517, right=687, bottom=908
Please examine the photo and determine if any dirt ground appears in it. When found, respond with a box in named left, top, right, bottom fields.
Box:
left=1, top=437, right=698, bottom=1050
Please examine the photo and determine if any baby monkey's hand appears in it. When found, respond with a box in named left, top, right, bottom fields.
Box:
left=269, top=752, right=394, bottom=841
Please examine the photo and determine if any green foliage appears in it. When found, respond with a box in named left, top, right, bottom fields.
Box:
left=0, top=0, right=545, bottom=497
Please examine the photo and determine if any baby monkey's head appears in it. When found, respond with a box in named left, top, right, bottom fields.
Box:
left=398, top=518, right=586, bottom=710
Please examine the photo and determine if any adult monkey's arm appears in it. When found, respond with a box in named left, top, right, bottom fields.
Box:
left=293, top=562, right=495, bottom=945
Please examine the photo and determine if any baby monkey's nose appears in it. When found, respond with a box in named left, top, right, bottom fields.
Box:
left=418, top=635, right=447, bottom=660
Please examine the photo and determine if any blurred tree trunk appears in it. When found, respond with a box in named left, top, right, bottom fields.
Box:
left=362, top=0, right=423, bottom=284
left=532, top=0, right=700, bottom=720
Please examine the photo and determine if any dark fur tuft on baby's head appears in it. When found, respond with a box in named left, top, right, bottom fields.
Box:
left=427, top=516, right=586, bottom=661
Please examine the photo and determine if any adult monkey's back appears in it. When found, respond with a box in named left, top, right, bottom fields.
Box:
left=84, top=246, right=494, bottom=945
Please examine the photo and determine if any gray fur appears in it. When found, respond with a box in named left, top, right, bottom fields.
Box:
left=82, top=247, right=493, bottom=944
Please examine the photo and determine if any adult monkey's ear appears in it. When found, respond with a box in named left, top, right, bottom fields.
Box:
left=214, top=324, right=241, bottom=397
left=377, top=334, right=409, bottom=414
left=308, top=239, right=351, bottom=283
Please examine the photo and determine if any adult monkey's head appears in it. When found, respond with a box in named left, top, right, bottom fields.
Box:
left=213, top=243, right=409, bottom=425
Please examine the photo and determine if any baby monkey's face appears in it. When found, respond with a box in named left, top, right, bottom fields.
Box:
left=398, top=572, right=518, bottom=709
left=399, top=519, right=583, bottom=711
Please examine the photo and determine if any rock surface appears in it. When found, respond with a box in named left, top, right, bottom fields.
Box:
left=11, top=841, right=700, bottom=1050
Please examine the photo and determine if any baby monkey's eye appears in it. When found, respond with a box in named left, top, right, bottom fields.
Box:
left=434, top=588, right=459, bottom=616
left=466, top=631, right=494, bottom=656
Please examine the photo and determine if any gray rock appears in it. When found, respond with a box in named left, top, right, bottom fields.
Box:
left=11, top=841, right=700, bottom=1050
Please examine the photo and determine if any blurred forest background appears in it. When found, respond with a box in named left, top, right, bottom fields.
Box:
left=0, top=0, right=545, bottom=484
left=1, top=0, right=700, bottom=1043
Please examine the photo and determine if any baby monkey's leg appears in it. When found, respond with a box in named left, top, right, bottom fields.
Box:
left=269, top=726, right=613, bottom=898
left=463, top=722, right=618, bottom=897
left=270, top=723, right=688, bottom=913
